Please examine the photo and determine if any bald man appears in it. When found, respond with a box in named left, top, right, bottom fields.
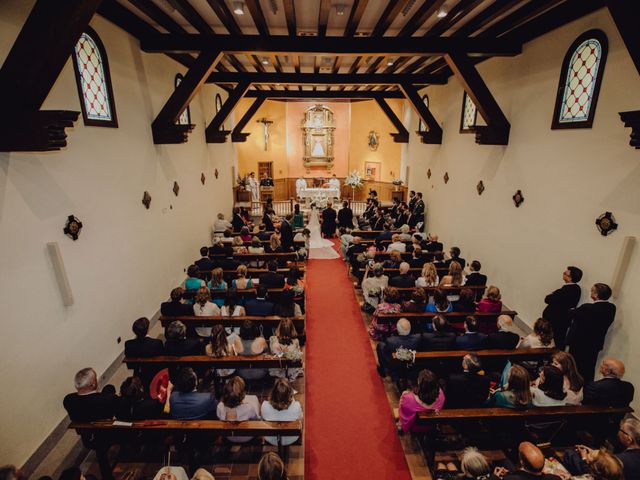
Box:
left=494, top=442, right=562, bottom=480
left=488, top=315, right=520, bottom=349
left=425, top=233, right=443, bottom=253
left=389, top=262, right=415, bottom=288
left=583, top=358, right=634, bottom=407
left=376, top=318, right=421, bottom=380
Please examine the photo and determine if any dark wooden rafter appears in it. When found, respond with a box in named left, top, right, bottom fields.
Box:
left=231, top=96, right=267, bottom=142
left=244, top=90, right=405, bottom=99
left=344, top=0, right=369, bottom=37
left=152, top=50, right=223, bottom=144
left=206, top=81, right=250, bottom=143
left=398, top=0, right=447, bottom=37
left=166, top=0, right=214, bottom=34
left=605, top=0, right=640, bottom=149
left=283, top=0, right=297, bottom=36
left=374, top=97, right=409, bottom=143
left=318, top=0, right=331, bottom=37
left=444, top=51, right=510, bottom=145
left=0, top=0, right=102, bottom=151
left=398, top=83, right=443, bottom=144
left=206, top=72, right=447, bottom=85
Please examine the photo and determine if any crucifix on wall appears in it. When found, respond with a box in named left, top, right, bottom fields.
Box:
left=256, top=117, right=273, bottom=151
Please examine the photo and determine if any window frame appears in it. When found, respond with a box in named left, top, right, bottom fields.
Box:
left=71, top=26, right=118, bottom=128
left=417, top=94, right=429, bottom=133
left=459, top=91, right=477, bottom=133
left=215, top=93, right=224, bottom=129
left=551, top=29, right=608, bottom=130
left=174, top=73, right=192, bottom=126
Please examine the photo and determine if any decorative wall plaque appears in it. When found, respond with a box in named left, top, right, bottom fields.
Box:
left=173, top=181, right=180, bottom=196
left=214, top=168, right=219, bottom=179
left=513, top=189, right=524, bottom=207
left=596, top=211, right=618, bottom=236
left=427, top=169, right=431, bottom=179
left=201, top=173, right=206, bottom=185
left=443, top=172, right=449, bottom=184
left=302, top=104, right=335, bottom=170
left=63, top=215, right=83, bottom=241
left=142, top=191, right=151, bottom=209
left=477, top=180, right=485, bottom=195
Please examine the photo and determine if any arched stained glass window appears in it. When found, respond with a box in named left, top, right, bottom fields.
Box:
left=460, top=91, right=477, bottom=133
left=552, top=30, right=608, bottom=129
left=418, top=94, right=429, bottom=132
left=174, top=74, right=191, bottom=126
left=72, top=27, right=118, bottom=128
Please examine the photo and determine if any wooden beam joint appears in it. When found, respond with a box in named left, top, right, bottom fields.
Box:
left=206, top=81, right=250, bottom=143
left=0, top=111, right=80, bottom=152
left=619, top=110, right=640, bottom=149
left=399, top=83, right=442, bottom=145
left=231, top=96, right=266, bottom=142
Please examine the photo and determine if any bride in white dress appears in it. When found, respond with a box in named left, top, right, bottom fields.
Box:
left=307, top=207, right=339, bottom=259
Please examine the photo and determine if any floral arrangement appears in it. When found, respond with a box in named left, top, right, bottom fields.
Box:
left=395, top=346, right=416, bottom=365
left=392, top=178, right=404, bottom=186
left=345, top=170, right=364, bottom=189
left=284, top=349, right=304, bottom=362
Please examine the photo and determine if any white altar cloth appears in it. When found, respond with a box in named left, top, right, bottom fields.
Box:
left=299, top=187, right=340, bottom=200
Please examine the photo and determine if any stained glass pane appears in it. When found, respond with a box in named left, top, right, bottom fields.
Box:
left=559, top=38, right=602, bottom=124
left=462, top=92, right=477, bottom=130
left=74, top=33, right=112, bottom=121
left=175, top=74, right=191, bottom=126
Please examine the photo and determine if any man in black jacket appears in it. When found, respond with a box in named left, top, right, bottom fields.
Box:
left=279, top=215, right=295, bottom=251
left=161, top=287, right=194, bottom=317
left=493, top=442, right=562, bottom=480
left=466, top=260, right=488, bottom=300
left=446, top=354, right=490, bottom=408
left=259, top=261, right=285, bottom=288
left=424, top=233, right=443, bottom=253
left=125, top=317, right=164, bottom=358
left=422, top=315, right=457, bottom=351
left=542, top=266, right=582, bottom=349
left=337, top=201, right=354, bottom=229
left=195, top=246, right=217, bottom=272
left=164, top=321, right=202, bottom=356
left=231, top=207, right=246, bottom=232
left=389, top=262, right=416, bottom=288
left=583, top=358, right=634, bottom=407
left=567, top=283, right=616, bottom=382
left=444, top=246, right=466, bottom=270
left=63, top=368, right=117, bottom=422
left=376, top=318, right=421, bottom=379
left=488, top=315, right=520, bottom=349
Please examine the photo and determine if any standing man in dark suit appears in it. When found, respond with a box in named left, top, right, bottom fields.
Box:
left=488, top=315, right=520, bottom=349
left=413, top=192, right=425, bottom=223
left=337, top=201, right=354, bottom=229
left=63, top=368, right=117, bottom=422
left=446, top=354, right=491, bottom=408
left=583, top=358, right=634, bottom=407
left=231, top=207, right=246, bottom=233
left=542, top=266, right=583, bottom=349
left=408, top=190, right=417, bottom=212
left=567, top=283, right=616, bottom=382
left=279, top=214, right=294, bottom=251
left=321, top=203, right=337, bottom=238
left=259, top=261, right=285, bottom=288
left=376, top=318, right=421, bottom=379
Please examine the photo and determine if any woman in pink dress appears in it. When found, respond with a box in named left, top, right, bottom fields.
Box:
left=476, top=285, right=503, bottom=313
left=399, top=369, right=446, bottom=433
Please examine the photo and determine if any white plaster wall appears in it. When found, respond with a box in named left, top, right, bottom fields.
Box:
left=0, top=1, right=236, bottom=465
left=406, top=9, right=640, bottom=410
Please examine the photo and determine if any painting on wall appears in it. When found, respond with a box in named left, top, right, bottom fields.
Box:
left=365, top=162, right=381, bottom=181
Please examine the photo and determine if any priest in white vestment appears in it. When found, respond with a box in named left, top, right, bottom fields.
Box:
left=247, top=172, right=260, bottom=202
left=328, top=174, right=340, bottom=197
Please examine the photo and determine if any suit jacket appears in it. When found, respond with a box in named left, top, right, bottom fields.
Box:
left=408, top=196, right=417, bottom=211
left=413, top=199, right=425, bottom=215
left=445, top=257, right=466, bottom=269
left=63, top=390, right=118, bottom=422
left=394, top=212, right=409, bottom=228
left=583, top=378, right=634, bottom=407
left=262, top=214, right=275, bottom=232
left=543, top=283, right=581, bottom=321
left=382, top=334, right=422, bottom=354
left=425, top=241, right=443, bottom=253
left=244, top=298, right=275, bottom=316
left=567, top=301, right=616, bottom=352
left=280, top=220, right=294, bottom=250
left=338, top=207, right=354, bottom=228
left=407, top=213, right=420, bottom=228
left=422, top=331, right=457, bottom=351
left=455, top=332, right=488, bottom=350
left=410, top=256, right=427, bottom=269
left=169, top=391, right=217, bottom=420
left=259, top=272, right=285, bottom=288
left=161, top=301, right=194, bottom=317
left=124, top=337, right=164, bottom=358
left=389, top=274, right=416, bottom=288
left=465, top=272, right=487, bottom=287
left=446, top=372, right=490, bottom=408
left=232, top=214, right=246, bottom=232
left=164, top=338, right=202, bottom=356
left=371, top=216, right=385, bottom=231
left=195, top=257, right=217, bottom=272
left=488, top=330, right=520, bottom=349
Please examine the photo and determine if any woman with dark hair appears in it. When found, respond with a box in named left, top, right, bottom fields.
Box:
left=454, top=288, right=477, bottom=312
left=292, top=203, right=304, bottom=229
left=269, top=318, right=303, bottom=381
left=518, top=317, right=555, bottom=348
left=551, top=351, right=584, bottom=405
left=116, top=376, right=164, bottom=421
left=240, top=226, right=253, bottom=242
left=531, top=366, right=568, bottom=406
left=398, top=369, right=445, bottom=432
left=183, top=264, right=205, bottom=292
left=221, top=289, right=245, bottom=317
left=485, top=364, right=533, bottom=409
left=382, top=250, right=402, bottom=269
left=205, top=324, right=241, bottom=379
left=248, top=237, right=265, bottom=254
left=368, top=287, right=402, bottom=340
left=261, top=378, right=303, bottom=446
left=274, top=289, right=302, bottom=317
left=402, top=288, right=427, bottom=313
left=236, top=320, right=268, bottom=380
left=284, top=266, right=305, bottom=296
left=217, top=376, right=260, bottom=442
left=258, top=452, right=288, bottom=480
left=426, top=289, right=453, bottom=313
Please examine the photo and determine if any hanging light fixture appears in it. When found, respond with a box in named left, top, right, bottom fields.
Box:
left=436, top=8, right=448, bottom=18
left=233, top=1, right=245, bottom=15
left=335, top=4, right=346, bottom=16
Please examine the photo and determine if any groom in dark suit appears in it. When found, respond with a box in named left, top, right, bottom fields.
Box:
left=279, top=214, right=294, bottom=251
left=338, top=201, right=354, bottom=229
left=321, top=203, right=337, bottom=238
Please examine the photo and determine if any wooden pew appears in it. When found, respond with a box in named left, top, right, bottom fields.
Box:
left=207, top=253, right=300, bottom=267
left=197, top=267, right=306, bottom=281
left=124, top=354, right=303, bottom=370
left=70, top=419, right=303, bottom=480
left=376, top=310, right=517, bottom=335
left=393, top=285, right=488, bottom=297
left=181, top=287, right=289, bottom=301
left=159, top=315, right=305, bottom=335
left=415, top=405, right=633, bottom=470
left=351, top=229, right=416, bottom=238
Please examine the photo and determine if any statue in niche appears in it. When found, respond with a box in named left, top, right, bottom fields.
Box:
left=302, top=105, right=335, bottom=171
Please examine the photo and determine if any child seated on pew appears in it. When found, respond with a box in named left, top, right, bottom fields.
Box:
left=217, top=376, right=260, bottom=443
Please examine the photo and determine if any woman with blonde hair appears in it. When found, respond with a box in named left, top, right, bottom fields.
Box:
left=261, top=378, right=303, bottom=446
left=232, top=264, right=252, bottom=289
left=232, top=235, right=248, bottom=254
left=440, top=261, right=465, bottom=287
left=193, top=286, right=220, bottom=337
left=268, top=233, right=283, bottom=253
left=382, top=249, right=402, bottom=269
left=269, top=318, right=303, bottom=381
left=476, top=285, right=502, bottom=313
left=416, top=262, right=439, bottom=287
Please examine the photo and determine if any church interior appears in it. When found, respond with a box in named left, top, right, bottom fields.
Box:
left=1, top=1, right=640, bottom=480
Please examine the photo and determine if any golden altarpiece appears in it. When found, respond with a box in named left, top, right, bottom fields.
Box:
left=301, top=105, right=335, bottom=171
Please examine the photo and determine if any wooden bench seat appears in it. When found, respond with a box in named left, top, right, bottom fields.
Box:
left=159, top=315, right=305, bottom=331
left=181, top=287, right=299, bottom=301
left=393, top=348, right=555, bottom=364
left=124, top=354, right=303, bottom=369
left=376, top=310, right=517, bottom=335
left=197, top=267, right=306, bottom=281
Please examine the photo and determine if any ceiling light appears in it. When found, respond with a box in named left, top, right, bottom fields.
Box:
left=261, top=57, right=270, bottom=65
left=387, top=59, right=395, bottom=66
left=335, top=4, right=346, bottom=16
left=233, top=1, right=245, bottom=15
left=436, top=9, right=448, bottom=18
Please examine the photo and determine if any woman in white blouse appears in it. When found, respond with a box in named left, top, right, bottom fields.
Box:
left=517, top=317, right=556, bottom=349
left=531, top=366, right=568, bottom=407
left=269, top=318, right=303, bottom=381
left=193, top=287, right=220, bottom=337
left=261, top=378, right=303, bottom=446
left=416, top=262, right=439, bottom=287
left=550, top=351, right=584, bottom=405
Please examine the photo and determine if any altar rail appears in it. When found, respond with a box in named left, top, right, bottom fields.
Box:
left=250, top=200, right=294, bottom=217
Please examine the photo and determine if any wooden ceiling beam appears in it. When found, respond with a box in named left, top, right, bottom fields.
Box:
left=206, top=81, right=250, bottom=142
left=206, top=0, right=242, bottom=35
left=205, top=72, right=447, bottom=85
left=244, top=90, right=405, bottom=99
left=481, top=0, right=565, bottom=39
left=344, top=0, right=369, bottom=37
left=231, top=96, right=267, bottom=142
left=372, top=0, right=409, bottom=37
left=318, top=0, right=331, bottom=37
left=425, top=0, right=486, bottom=37
left=128, top=0, right=187, bottom=34
left=246, top=0, right=270, bottom=36
left=152, top=50, right=223, bottom=144
left=374, top=97, right=409, bottom=143
left=444, top=51, right=510, bottom=145
left=141, top=34, right=523, bottom=56
left=398, top=0, right=448, bottom=37
left=398, top=83, right=442, bottom=144
left=283, top=0, right=297, bottom=36
left=165, top=0, right=215, bottom=35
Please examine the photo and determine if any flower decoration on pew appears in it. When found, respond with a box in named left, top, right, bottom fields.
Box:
left=595, top=211, right=618, bottom=236
left=395, top=346, right=416, bottom=366
left=63, top=215, right=83, bottom=241
left=284, top=349, right=304, bottom=362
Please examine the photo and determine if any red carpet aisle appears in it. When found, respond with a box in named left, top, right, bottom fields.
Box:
left=304, top=242, right=412, bottom=479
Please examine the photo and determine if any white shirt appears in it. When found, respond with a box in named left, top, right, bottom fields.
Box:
left=194, top=302, right=221, bottom=337
left=416, top=275, right=439, bottom=287
left=387, top=242, right=406, bottom=253
left=328, top=178, right=340, bottom=190
left=531, top=387, right=568, bottom=407
left=214, top=219, right=232, bottom=232
left=518, top=333, right=555, bottom=349
left=261, top=400, right=303, bottom=446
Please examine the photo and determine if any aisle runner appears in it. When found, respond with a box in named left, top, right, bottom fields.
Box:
left=304, top=241, right=412, bottom=479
